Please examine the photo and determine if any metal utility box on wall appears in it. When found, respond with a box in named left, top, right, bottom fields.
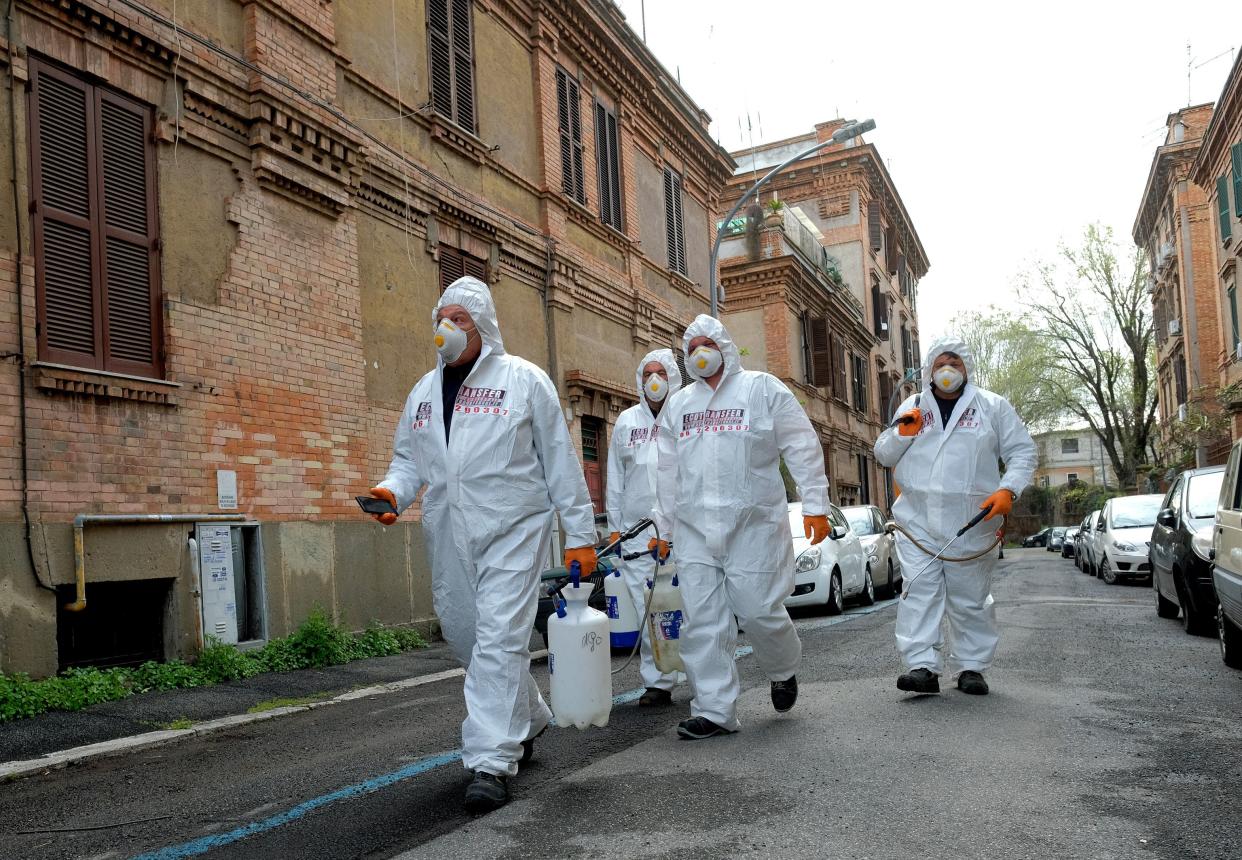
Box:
left=195, top=523, right=266, bottom=646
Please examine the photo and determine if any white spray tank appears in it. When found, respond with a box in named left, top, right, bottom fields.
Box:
left=603, top=561, right=640, bottom=651
left=646, top=564, right=685, bottom=675
left=547, top=569, right=611, bottom=729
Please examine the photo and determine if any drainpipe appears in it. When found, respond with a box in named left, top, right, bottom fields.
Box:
left=5, top=0, right=53, bottom=596
left=542, top=238, right=562, bottom=398
left=66, top=513, right=249, bottom=612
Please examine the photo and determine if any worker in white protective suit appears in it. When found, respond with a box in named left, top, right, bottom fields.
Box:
left=652, top=315, right=831, bottom=740
left=365, top=276, right=598, bottom=813
left=874, top=336, right=1036, bottom=696
left=606, top=349, right=685, bottom=707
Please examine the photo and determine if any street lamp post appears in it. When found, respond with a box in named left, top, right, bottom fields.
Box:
left=709, top=119, right=876, bottom=317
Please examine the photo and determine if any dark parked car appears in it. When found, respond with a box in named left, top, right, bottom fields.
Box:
left=1022, top=527, right=1053, bottom=548
left=1046, top=527, right=1072, bottom=552
left=1151, top=465, right=1225, bottom=636
left=1061, top=528, right=1079, bottom=558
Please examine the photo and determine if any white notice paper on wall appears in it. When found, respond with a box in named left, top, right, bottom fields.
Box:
left=217, top=470, right=238, bottom=510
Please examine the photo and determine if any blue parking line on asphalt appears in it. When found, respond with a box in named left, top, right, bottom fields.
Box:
left=133, top=597, right=901, bottom=858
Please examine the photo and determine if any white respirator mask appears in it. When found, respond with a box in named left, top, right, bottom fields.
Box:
left=689, top=347, right=723, bottom=379
left=644, top=376, right=668, bottom=403
left=434, top=319, right=469, bottom=363
left=933, top=366, right=965, bottom=393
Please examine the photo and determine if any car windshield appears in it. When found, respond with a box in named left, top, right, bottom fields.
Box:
left=1109, top=496, right=1162, bottom=529
left=1186, top=472, right=1224, bottom=519
left=843, top=508, right=877, bottom=536
left=1051, top=528, right=1067, bottom=536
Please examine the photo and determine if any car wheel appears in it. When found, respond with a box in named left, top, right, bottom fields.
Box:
left=1155, top=579, right=1179, bottom=619
left=826, top=570, right=844, bottom=616
left=878, top=559, right=898, bottom=599
left=1101, top=558, right=1117, bottom=585
left=859, top=567, right=876, bottom=606
left=1176, top=578, right=1214, bottom=637
left=1219, top=606, right=1242, bottom=670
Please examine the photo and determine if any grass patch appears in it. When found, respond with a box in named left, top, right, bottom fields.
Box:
left=246, top=693, right=330, bottom=714
left=0, top=612, right=427, bottom=724
left=165, top=717, right=194, bottom=730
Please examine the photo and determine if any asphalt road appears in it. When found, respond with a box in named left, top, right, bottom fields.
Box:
left=2, top=548, right=1240, bottom=859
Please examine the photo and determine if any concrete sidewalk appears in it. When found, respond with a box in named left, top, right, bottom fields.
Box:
left=0, top=640, right=463, bottom=765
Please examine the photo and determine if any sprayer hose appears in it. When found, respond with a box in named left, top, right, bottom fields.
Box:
left=884, top=517, right=1005, bottom=563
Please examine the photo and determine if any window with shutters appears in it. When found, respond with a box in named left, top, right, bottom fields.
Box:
left=800, top=311, right=815, bottom=385
left=830, top=334, right=848, bottom=403
left=595, top=101, right=622, bottom=229
left=663, top=166, right=687, bottom=275
left=870, top=278, right=889, bottom=340
left=438, top=245, right=487, bottom=293
left=867, top=199, right=883, bottom=253
left=555, top=67, right=585, bottom=204
left=427, top=0, right=476, bottom=135
left=851, top=353, right=868, bottom=416
left=28, top=59, right=163, bottom=379
left=1218, top=175, right=1233, bottom=245
left=1233, top=143, right=1242, bottom=219
left=1228, top=286, right=1240, bottom=354
left=809, top=316, right=831, bottom=389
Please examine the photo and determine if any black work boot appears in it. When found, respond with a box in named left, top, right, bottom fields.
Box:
left=676, top=716, right=735, bottom=740
left=639, top=687, right=673, bottom=707
left=519, top=725, right=546, bottom=764
left=770, top=675, right=798, bottom=713
left=896, top=667, right=940, bottom=694
left=957, top=670, right=989, bottom=695
left=463, top=770, right=510, bottom=813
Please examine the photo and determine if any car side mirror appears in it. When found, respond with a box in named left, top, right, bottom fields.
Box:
left=831, top=524, right=848, bottom=540
left=1156, top=508, right=1176, bottom=528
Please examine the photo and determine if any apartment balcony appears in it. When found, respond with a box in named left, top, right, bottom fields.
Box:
left=718, top=208, right=864, bottom=322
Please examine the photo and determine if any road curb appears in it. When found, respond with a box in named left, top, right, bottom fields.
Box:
left=0, top=660, right=512, bottom=783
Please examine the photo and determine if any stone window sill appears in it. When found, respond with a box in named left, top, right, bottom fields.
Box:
left=33, top=363, right=180, bottom=406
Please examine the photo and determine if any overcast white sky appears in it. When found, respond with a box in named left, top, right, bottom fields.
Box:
left=613, top=0, right=1236, bottom=342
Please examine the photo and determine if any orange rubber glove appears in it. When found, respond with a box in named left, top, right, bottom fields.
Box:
left=980, top=489, right=1015, bottom=521
left=564, top=545, right=598, bottom=577
left=804, top=514, right=831, bottom=546
left=896, top=408, right=923, bottom=437
left=367, top=486, right=399, bottom=526
left=648, top=538, right=670, bottom=561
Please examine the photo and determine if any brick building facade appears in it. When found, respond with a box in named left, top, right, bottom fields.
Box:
left=1133, top=103, right=1229, bottom=469
left=1191, top=53, right=1242, bottom=443
left=719, top=120, right=927, bottom=510
left=0, top=0, right=731, bottom=677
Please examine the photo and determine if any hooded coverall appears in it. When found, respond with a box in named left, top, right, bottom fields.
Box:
left=874, top=336, right=1037, bottom=676
left=606, top=348, right=684, bottom=693
left=378, top=276, right=596, bottom=776
left=653, top=315, right=829, bottom=731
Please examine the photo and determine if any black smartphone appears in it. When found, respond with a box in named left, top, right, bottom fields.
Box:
left=356, top=495, right=398, bottom=516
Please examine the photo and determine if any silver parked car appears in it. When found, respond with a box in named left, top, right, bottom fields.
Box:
left=841, top=505, right=903, bottom=599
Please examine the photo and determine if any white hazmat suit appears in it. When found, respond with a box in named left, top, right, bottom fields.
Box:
left=606, top=349, right=683, bottom=694
left=378, top=276, right=596, bottom=776
left=653, top=315, right=829, bottom=730
left=874, top=336, right=1036, bottom=676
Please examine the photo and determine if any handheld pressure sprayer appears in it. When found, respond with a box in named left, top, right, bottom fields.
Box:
left=548, top=516, right=666, bottom=676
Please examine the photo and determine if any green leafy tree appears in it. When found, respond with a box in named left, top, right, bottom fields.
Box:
left=953, top=308, right=1064, bottom=432
left=1018, top=224, right=1155, bottom=488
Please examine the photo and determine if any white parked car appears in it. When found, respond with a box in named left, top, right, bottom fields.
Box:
left=840, top=504, right=903, bottom=598
left=1096, top=493, right=1163, bottom=584
left=784, top=502, right=869, bottom=614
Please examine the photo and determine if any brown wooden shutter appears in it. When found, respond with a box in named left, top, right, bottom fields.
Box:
left=31, top=64, right=99, bottom=367
left=556, top=69, right=584, bottom=203
left=867, top=199, right=882, bottom=252
left=832, top=335, right=848, bottom=401
left=450, top=0, right=475, bottom=134
left=663, top=166, right=686, bottom=274
left=427, top=0, right=454, bottom=120
left=800, top=310, right=814, bottom=384
left=810, top=317, right=830, bottom=388
left=99, top=90, right=161, bottom=377
left=30, top=60, right=160, bottom=377
left=596, top=102, right=622, bottom=229
left=462, top=253, right=487, bottom=282
left=885, top=225, right=899, bottom=275
left=439, top=245, right=465, bottom=292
